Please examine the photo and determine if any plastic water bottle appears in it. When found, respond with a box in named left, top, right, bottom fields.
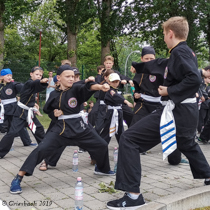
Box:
left=73, top=150, right=78, bottom=172
left=113, top=147, right=118, bottom=173
left=75, top=177, right=83, bottom=210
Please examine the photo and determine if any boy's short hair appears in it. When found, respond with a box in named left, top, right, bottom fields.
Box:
left=97, top=65, right=104, bottom=72
left=31, top=66, right=43, bottom=73
left=162, top=16, right=189, bottom=40
left=204, top=66, right=210, bottom=71
left=89, top=100, right=94, bottom=104
left=104, top=55, right=114, bottom=63
left=61, top=59, right=71, bottom=66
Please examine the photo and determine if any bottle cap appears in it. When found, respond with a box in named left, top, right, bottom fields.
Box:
left=114, top=147, right=118, bottom=150
left=77, top=177, right=82, bottom=181
left=74, top=150, right=78, bottom=153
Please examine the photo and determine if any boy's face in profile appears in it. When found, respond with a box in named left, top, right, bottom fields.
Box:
left=163, top=29, right=173, bottom=49
left=30, top=70, right=43, bottom=81
left=104, top=60, right=114, bottom=70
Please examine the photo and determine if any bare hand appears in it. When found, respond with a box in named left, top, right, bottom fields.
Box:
left=34, top=103, right=40, bottom=110
left=130, top=66, right=136, bottom=74
left=129, top=80, right=134, bottom=86
left=41, top=78, right=48, bottom=83
left=201, top=96, right=205, bottom=102
left=54, top=109, right=63, bottom=117
left=83, top=102, right=88, bottom=107
left=158, top=86, right=168, bottom=96
left=121, top=80, right=127, bottom=85
left=134, top=93, right=141, bottom=99
left=86, top=76, right=95, bottom=83
left=101, top=83, right=110, bottom=92
left=196, top=93, right=199, bottom=98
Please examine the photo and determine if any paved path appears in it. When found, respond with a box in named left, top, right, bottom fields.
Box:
left=0, top=132, right=209, bottom=210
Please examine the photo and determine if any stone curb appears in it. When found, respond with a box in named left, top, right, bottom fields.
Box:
left=138, top=185, right=210, bottom=210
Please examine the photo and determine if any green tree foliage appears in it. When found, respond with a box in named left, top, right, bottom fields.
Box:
left=131, top=0, right=208, bottom=60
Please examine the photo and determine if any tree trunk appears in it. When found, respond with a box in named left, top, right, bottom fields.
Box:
left=101, top=40, right=110, bottom=64
left=100, top=0, right=112, bottom=64
left=66, top=0, right=78, bottom=67
left=0, top=2, right=4, bottom=67
left=67, top=25, right=77, bottom=67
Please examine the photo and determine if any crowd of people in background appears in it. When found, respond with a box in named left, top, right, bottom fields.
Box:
left=0, top=16, right=210, bottom=210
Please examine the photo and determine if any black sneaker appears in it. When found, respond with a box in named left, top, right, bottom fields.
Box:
left=204, top=179, right=210, bottom=185
left=107, top=193, right=145, bottom=209
left=197, top=137, right=208, bottom=144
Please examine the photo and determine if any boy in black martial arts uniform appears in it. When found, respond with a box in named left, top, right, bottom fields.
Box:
left=100, top=73, right=133, bottom=144
left=10, top=65, right=114, bottom=194
left=0, top=66, right=48, bottom=158
left=130, top=46, right=163, bottom=126
left=0, top=68, right=33, bottom=146
left=107, top=16, right=210, bottom=210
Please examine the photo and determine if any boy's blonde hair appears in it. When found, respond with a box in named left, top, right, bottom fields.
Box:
left=61, top=59, right=71, bottom=66
left=162, top=16, right=189, bottom=40
left=104, top=55, right=114, bottom=63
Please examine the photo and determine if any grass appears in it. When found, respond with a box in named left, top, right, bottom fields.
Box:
left=36, top=113, right=51, bottom=129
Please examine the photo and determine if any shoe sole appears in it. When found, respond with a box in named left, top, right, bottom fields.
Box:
left=94, top=171, right=115, bottom=176
left=10, top=190, right=22, bottom=194
left=107, top=203, right=146, bottom=210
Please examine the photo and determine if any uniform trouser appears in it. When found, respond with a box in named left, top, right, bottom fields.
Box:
left=167, top=149, right=182, bottom=165
left=20, top=128, right=111, bottom=176
left=122, top=104, right=133, bottom=128
left=100, top=112, right=124, bottom=144
left=115, top=108, right=210, bottom=193
left=0, top=116, right=45, bottom=158
left=197, top=108, right=208, bottom=133
left=95, top=104, right=107, bottom=134
left=200, top=117, right=210, bottom=141
left=0, top=115, right=32, bottom=146
left=130, top=101, right=160, bottom=126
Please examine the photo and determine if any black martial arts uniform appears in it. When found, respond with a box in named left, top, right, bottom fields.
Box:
left=19, top=81, right=111, bottom=176
left=197, top=80, right=210, bottom=132
left=0, top=81, right=32, bottom=146
left=115, top=41, right=210, bottom=193
left=100, top=87, right=125, bottom=144
left=0, top=79, right=47, bottom=158
left=131, top=72, right=163, bottom=126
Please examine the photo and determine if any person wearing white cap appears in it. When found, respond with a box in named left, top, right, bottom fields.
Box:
left=99, top=73, right=133, bottom=146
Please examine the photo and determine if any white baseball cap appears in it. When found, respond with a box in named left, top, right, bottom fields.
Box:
left=109, top=73, right=121, bottom=82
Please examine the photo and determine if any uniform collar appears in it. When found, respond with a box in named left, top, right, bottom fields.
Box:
left=169, top=41, right=186, bottom=53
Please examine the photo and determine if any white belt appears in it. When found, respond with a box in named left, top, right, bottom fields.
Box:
left=107, top=105, right=122, bottom=110
left=1, top=97, right=17, bottom=105
left=58, top=113, right=81, bottom=120
left=0, top=103, right=4, bottom=123
left=0, top=98, right=17, bottom=123
left=108, top=105, right=122, bottom=137
left=17, top=101, right=38, bottom=133
left=161, top=97, right=196, bottom=106
left=141, top=94, right=161, bottom=103
left=100, top=100, right=106, bottom=105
